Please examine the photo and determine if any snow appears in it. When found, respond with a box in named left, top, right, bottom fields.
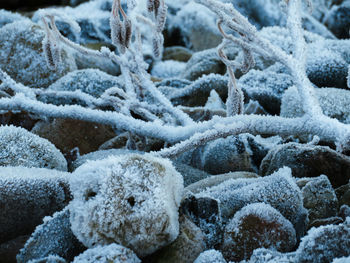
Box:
left=69, top=153, right=184, bottom=257
left=194, top=249, right=227, bottom=263
left=72, top=243, right=141, bottom=263
left=151, top=60, right=187, bottom=79
left=0, top=9, right=29, bottom=29
left=0, top=125, right=67, bottom=171
left=205, top=89, right=226, bottom=110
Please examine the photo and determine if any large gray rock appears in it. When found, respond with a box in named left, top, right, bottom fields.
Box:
left=301, top=175, right=338, bottom=223
left=260, top=142, right=350, bottom=188
left=0, top=20, right=76, bottom=88
left=323, top=2, right=350, bottom=39
left=0, top=125, right=67, bottom=171
left=0, top=166, right=70, bottom=243
left=69, top=154, right=184, bottom=257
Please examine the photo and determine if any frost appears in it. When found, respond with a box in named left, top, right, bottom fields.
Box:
left=194, top=249, right=227, bottom=263
left=28, top=255, right=67, bottom=263
left=0, top=125, right=67, bottom=171
left=247, top=248, right=296, bottom=263
left=0, top=166, right=70, bottom=243
left=72, top=243, right=141, bottom=263
left=295, top=222, right=350, bottom=263
left=332, top=256, right=350, bottom=263
left=17, top=207, right=85, bottom=263
left=0, top=20, right=76, bottom=88
left=69, top=153, right=184, bottom=257
left=151, top=60, right=186, bottom=79
left=197, top=167, right=307, bottom=234
left=0, top=10, right=29, bottom=29
left=205, top=89, right=226, bottom=110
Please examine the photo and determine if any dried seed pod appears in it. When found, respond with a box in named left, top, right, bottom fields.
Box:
left=124, top=18, right=132, bottom=49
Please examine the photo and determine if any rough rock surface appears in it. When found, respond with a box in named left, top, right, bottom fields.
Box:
left=69, top=154, right=184, bottom=257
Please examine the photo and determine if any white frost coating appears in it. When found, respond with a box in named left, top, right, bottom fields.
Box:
left=247, top=248, right=296, bottom=263
left=205, top=90, right=225, bottom=110
left=332, top=256, right=350, bottom=263
left=0, top=10, right=29, bottom=28
left=69, top=153, right=184, bottom=257
left=197, top=167, right=305, bottom=228
left=72, top=244, right=141, bottom=263
left=28, top=255, right=67, bottom=263
left=0, top=125, right=67, bottom=171
left=151, top=60, right=186, bottom=79
left=194, top=249, right=227, bottom=263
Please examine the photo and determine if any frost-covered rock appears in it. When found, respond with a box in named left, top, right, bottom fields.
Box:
left=339, top=205, right=350, bottom=220
left=156, top=78, right=192, bottom=90
left=0, top=10, right=29, bottom=29
left=31, top=118, right=116, bottom=155
left=247, top=248, right=296, bottom=263
left=146, top=215, right=206, bottom=263
left=295, top=222, right=350, bottom=263
left=194, top=250, right=227, bottom=263
left=28, top=255, right=67, bottom=263
left=308, top=216, right=344, bottom=229
left=0, top=125, right=67, bottom=171
left=180, top=106, right=226, bottom=122
left=221, top=203, right=296, bottom=262
left=0, top=20, right=76, bottom=88
left=332, top=256, right=350, bottom=263
left=205, top=90, right=226, bottom=110
left=238, top=69, right=294, bottom=115
left=306, top=47, right=348, bottom=89
left=180, top=49, right=227, bottom=81
left=197, top=167, right=307, bottom=238
left=0, top=167, right=71, bottom=243
left=337, top=182, right=350, bottom=208
left=72, top=244, right=140, bottom=263
left=151, top=60, right=186, bottom=79
left=40, top=69, right=124, bottom=106
left=281, top=87, right=350, bottom=124
left=169, top=2, right=221, bottom=51
left=164, top=74, right=228, bottom=107
left=260, top=142, right=350, bottom=188
left=323, top=2, right=350, bottom=39
left=69, top=154, right=184, bottom=257
left=17, top=208, right=85, bottom=263
left=301, top=175, right=338, bottom=223
left=181, top=194, right=223, bottom=248
left=0, top=235, right=29, bottom=263
left=172, top=161, right=211, bottom=187
left=32, top=0, right=112, bottom=45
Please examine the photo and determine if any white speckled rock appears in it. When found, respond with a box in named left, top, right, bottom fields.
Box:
left=69, top=154, right=184, bottom=257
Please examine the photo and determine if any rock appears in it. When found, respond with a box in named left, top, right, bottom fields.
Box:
left=302, top=13, right=336, bottom=39
left=0, top=125, right=67, bottom=171
left=176, top=135, right=255, bottom=174
left=40, top=69, right=124, bottom=106
left=69, top=154, right=184, bottom=257
left=247, top=248, right=296, bottom=263
left=336, top=182, right=350, bottom=207
left=163, top=46, right=193, bottom=62
left=180, top=106, right=226, bottom=122
left=323, top=2, right=350, bottom=39
left=238, top=69, right=294, bottom=115
left=221, top=203, right=297, bottom=262
left=185, top=171, right=259, bottom=194
left=204, top=90, right=226, bottom=111
left=244, top=100, right=268, bottom=115
left=72, top=244, right=140, bottom=263
left=0, top=111, right=39, bottom=131
left=144, top=216, right=206, bottom=263
left=295, top=221, right=350, bottom=263
left=0, top=20, right=76, bottom=88
left=181, top=195, right=222, bottom=248
left=308, top=217, right=344, bottom=229
left=339, top=205, right=350, bottom=220
left=17, top=208, right=85, bottom=263
left=281, top=87, right=350, bottom=125
left=194, top=250, right=227, bottom=263
left=301, top=175, right=338, bottom=223
left=172, top=161, right=212, bottom=187
left=164, top=74, right=228, bottom=107
left=28, top=255, right=67, bottom=263
left=0, top=166, right=70, bottom=244
left=31, top=118, right=116, bottom=156
left=197, top=167, right=308, bottom=238
left=169, top=2, right=221, bottom=51
left=70, top=148, right=140, bottom=172
left=0, top=235, right=29, bottom=263
left=156, top=78, right=192, bottom=89
left=151, top=60, right=186, bottom=79
left=180, top=49, right=226, bottom=81
left=0, top=10, right=29, bottom=29
left=306, top=46, right=348, bottom=89
left=260, top=142, right=350, bottom=188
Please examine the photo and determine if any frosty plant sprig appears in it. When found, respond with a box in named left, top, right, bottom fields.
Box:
left=1, top=0, right=350, bottom=157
